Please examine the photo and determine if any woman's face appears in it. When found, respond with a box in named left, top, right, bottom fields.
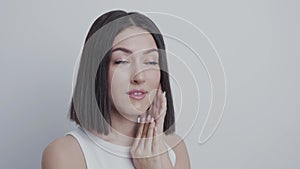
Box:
left=108, top=26, right=161, bottom=121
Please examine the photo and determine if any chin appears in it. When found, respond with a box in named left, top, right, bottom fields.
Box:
left=128, top=108, right=147, bottom=116
left=114, top=101, right=150, bottom=119
left=120, top=107, right=148, bottom=119
left=116, top=110, right=142, bottom=122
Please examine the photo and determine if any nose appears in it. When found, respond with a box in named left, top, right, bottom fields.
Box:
left=130, top=72, right=145, bottom=85
left=130, top=67, right=145, bottom=85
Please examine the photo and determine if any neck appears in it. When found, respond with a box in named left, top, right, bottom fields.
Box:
left=92, top=109, right=140, bottom=147
left=110, top=109, right=138, bottom=138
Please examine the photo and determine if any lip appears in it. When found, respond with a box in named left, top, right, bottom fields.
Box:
left=127, top=89, right=148, bottom=100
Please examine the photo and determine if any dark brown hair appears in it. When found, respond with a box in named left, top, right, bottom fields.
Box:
left=69, top=10, right=175, bottom=135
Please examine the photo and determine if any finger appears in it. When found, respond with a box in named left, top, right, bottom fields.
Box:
left=149, top=104, right=157, bottom=121
left=161, top=91, right=167, bottom=115
left=137, top=117, right=145, bottom=138
left=154, top=96, right=159, bottom=115
left=145, top=117, right=155, bottom=151
left=155, top=86, right=162, bottom=104
left=141, top=115, right=151, bottom=138
left=132, top=119, right=145, bottom=149
left=156, top=90, right=162, bottom=111
left=137, top=115, right=151, bottom=152
left=148, top=103, right=154, bottom=117
left=152, top=90, right=160, bottom=118
left=152, top=126, right=159, bottom=155
left=158, top=83, right=162, bottom=90
left=140, top=112, right=147, bottom=122
left=155, top=91, right=167, bottom=135
left=151, top=101, right=158, bottom=119
left=155, top=90, right=164, bottom=119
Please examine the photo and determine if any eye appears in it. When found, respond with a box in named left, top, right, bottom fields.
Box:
left=146, top=61, right=158, bottom=65
left=114, top=60, right=129, bottom=64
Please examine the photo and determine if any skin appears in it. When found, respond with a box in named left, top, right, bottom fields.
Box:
left=108, top=26, right=161, bottom=124
left=42, top=26, right=191, bottom=169
left=131, top=88, right=172, bottom=169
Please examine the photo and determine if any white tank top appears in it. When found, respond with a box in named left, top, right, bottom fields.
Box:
left=66, top=127, right=176, bottom=169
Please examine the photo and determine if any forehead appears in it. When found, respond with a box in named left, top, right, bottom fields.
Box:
left=112, top=26, right=157, bottom=52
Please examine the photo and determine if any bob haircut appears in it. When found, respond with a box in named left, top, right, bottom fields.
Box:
left=69, top=10, right=175, bottom=135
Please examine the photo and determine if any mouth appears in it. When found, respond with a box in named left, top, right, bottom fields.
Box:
left=127, top=89, right=148, bottom=100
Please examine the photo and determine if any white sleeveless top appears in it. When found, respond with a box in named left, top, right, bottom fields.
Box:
left=66, top=127, right=176, bottom=169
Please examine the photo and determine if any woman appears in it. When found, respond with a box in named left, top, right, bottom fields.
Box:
left=42, top=10, right=190, bottom=169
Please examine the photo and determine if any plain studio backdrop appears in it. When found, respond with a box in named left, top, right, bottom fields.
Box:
left=1, top=0, right=299, bottom=169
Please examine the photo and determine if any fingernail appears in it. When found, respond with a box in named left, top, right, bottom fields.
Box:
left=141, top=116, right=146, bottom=122
left=147, top=115, right=151, bottom=122
left=137, top=116, right=140, bottom=123
left=163, top=91, right=166, bottom=96
left=150, top=117, right=154, bottom=123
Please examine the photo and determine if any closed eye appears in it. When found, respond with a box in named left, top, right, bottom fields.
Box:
left=146, top=61, right=158, bottom=65
left=114, top=60, right=129, bottom=64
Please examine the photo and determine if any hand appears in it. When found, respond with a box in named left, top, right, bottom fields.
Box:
left=148, top=85, right=167, bottom=135
left=130, top=115, right=164, bottom=169
left=130, top=86, right=168, bottom=169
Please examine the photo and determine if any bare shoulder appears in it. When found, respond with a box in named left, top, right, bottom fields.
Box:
left=42, top=135, right=86, bottom=169
left=163, top=133, right=191, bottom=169
left=163, top=133, right=187, bottom=150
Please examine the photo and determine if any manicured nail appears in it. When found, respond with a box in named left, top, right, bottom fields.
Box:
left=137, top=116, right=140, bottom=123
left=142, top=116, right=146, bottom=122
left=150, top=117, right=154, bottom=123
left=147, top=115, right=151, bottom=122
left=163, top=91, right=166, bottom=96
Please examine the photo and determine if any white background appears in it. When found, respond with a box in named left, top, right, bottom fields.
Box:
left=1, top=0, right=299, bottom=168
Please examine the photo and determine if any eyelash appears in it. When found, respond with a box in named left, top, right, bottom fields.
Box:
left=147, top=61, right=158, bottom=65
left=114, top=61, right=158, bottom=65
left=114, top=61, right=129, bottom=64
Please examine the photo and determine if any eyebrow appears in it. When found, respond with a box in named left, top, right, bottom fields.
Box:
left=111, top=47, right=159, bottom=55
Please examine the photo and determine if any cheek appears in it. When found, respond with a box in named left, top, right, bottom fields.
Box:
left=147, top=70, right=161, bottom=86
left=108, top=67, right=130, bottom=104
left=108, top=67, right=129, bottom=89
left=146, top=70, right=161, bottom=102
